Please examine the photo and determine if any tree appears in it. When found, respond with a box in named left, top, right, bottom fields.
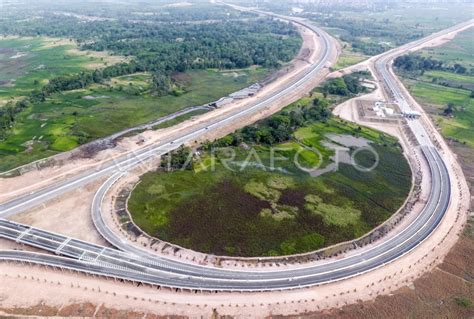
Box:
left=322, top=77, right=349, bottom=96
left=453, top=63, right=466, bottom=74
left=313, top=97, right=329, bottom=108
left=443, top=103, right=455, bottom=116
left=151, top=73, right=172, bottom=96
left=92, top=69, right=103, bottom=83
left=160, top=145, right=193, bottom=171
left=268, top=115, right=291, bottom=129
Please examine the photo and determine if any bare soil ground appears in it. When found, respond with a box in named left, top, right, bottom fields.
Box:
left=0, top=22, right=337, bottom=204
left=0, top=20, right=471, bottom=319
left=285, top=218, right=473, bottom=319
left=0, top=70, right=468, bottom=318
left=450, top=143, right=474, bottom=206
left=0, top=224, right=471, bottom=318
left=0, top=178, right=109, bottom=252
left=7, top=178, right=109, bottom=246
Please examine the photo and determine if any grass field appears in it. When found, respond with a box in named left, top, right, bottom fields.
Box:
left=323, top=27, right=368, bottom=70
left=420, top=28, right=474, bottom=69
left=333, top=53, right=367, bottom=70
left=364, top=4, right=474, bottom=31
left=128, top=117, right=411, bottom=257
left=405, top=80, right=474, bottom=148
left=0, top=37, right=114, bottom=104
left=399, top=27, right=474, bottom=148
left=319, top=3, right=473, bottom=67
left=421, top=70, right=474, bottom=87
left=0, top=67, right=269, bottom=172
left=409, top=81, right=472, bottom=106
left=333, top=3, right=474, bottom=40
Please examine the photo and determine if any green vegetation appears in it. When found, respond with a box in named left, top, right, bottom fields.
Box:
left=333, top=52, right=367, bottom=70
left=395, top=28, right=474, bottom=148
left=454, top=297, right=472, bottom=308
left=0, top=67, right=269, bottom=172
left=323, top=27, right=369, bottom=70
left=323, top=2, right=472, bottom=56
left=0, top=3, right=301, bottom=98
left=0, top=37, right=106, bottom=101
left=420, top=28, right=474, bottom=70
left=421, top=70, right=474, bottom=89
left=204, top=93, right=331, bottom=149
left=320, top=73, right=369, bottom=96
left=129, top=93, right=411, bottom=257
left=0, top=2, right=303, bottom=172
left=161, top=145, right=194, bottom=171
left=394, top=54, right=469, bottom=76
left=151, top=109, right=208, bottom=131
left=409, top=82, right=471, bottom=107
left=406, top=80, right=474, bottom=147
left=264, top=1, right=473, bottom=69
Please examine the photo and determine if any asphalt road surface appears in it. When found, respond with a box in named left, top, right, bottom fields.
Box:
left=0, top=8, right=466, bottom=291
left=0, top=12, right=332, bottom=219
left=0, top=145, right=449, bottom=291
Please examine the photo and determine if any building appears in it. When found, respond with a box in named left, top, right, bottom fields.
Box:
left=373, top=101, right=391, bottom=117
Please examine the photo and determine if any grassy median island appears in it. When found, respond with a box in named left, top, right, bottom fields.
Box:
left=128, top=94, right=412, bottom=257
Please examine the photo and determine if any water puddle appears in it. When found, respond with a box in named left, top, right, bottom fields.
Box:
left=308, top=134, right=372, bottom=177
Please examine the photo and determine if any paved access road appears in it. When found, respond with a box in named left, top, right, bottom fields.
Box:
left=0, top=12, right=333, bottom=219
left=0, top=8, right=468, bottom=291
left=0, top=145, right=449, bottom=291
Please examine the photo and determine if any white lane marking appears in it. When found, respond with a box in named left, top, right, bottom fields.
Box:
left=15, top=227, right=31, bottom=243
left=55, top=237, right=72, bottom=255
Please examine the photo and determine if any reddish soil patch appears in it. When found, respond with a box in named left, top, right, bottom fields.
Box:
left=285, top=219, right=474, bottom=319
left=0, top=302, right=190, bottom=318
left=57, top=302, right=96, bottom=317
left=145, top=315, right=187, bottom=319
left=94, top=304, right=145, bottom=319
left=0, top=302, right=58, bottom=316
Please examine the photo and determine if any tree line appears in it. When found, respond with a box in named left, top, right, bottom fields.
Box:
left=206, top=95, right=332, bottom=149
left=159, top=94, right=333, bottom=171
left=321, top=17, right=424, bottom=56
left=394, top=54, right=469, bottom=75
left=22, top=17, right=301, bottom=100
left=0, top=100, right=30, bottom=140
left=201, top=74, right=368, bottom=151
left=0, top=11, right=302, bottom=139
left=321, top=73, right=368, bottom=97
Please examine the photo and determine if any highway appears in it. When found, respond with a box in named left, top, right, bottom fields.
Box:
left=0, top=145, right=450, bottom=291
left=84, top=17, right=465, bottom=288
left=0, top=9, right=467, bottom=291
left=0, top=12, right=333, bottom=219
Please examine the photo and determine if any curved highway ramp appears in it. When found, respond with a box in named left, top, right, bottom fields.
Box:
left=0, top=145, right=450, bottom=291
left=0, top=10, right=468, bottom=294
